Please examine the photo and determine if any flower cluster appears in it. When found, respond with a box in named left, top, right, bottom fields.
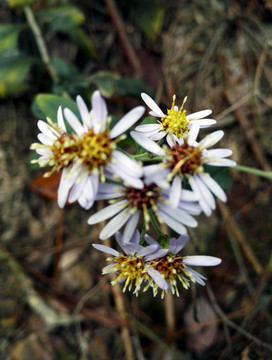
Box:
left=31, top=91, right=236, bottom=297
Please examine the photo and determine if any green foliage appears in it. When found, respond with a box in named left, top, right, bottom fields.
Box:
left=119, top=0, right=164, bottom=40
left=7, top=0, right=37, bottom=8
left=269, top=252, right=272, bottom=272
left=31, top=93, right=79, bottom=122
left=0, top=50, right=32, bottom=98
left=90, top=71, right=146, bottom=98
left=0, top=24, right=26, bottom=53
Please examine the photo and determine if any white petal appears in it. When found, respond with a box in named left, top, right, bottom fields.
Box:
left=206, top=158, right=237, bottom=167
left=135, top=124, right=161, bottom=132
left=144, top=234, right=157, bottom=246
left=37, top=133, right=54, bottom=145
left=68, top=172, right=88, bottom=203
left=189, top=119, right=217, bottom=128
left=37, top=120, right=59, bottom=139
left=194, top=174, right=216, bottom=209
left=206, top=148, right=233, bottom=158
left=108, top=162, right=143, bottom=189
left=166, top=134, right=176, bottom=147
left=187, top=124, right=200, bottom=146
left=147, top=267, right=168, bottom=290
left=57, top=106, right=66, bottom=132
left=189, top=176, right=213, bottom=216
left=159, top=203, right=198, bottom=228
left=36, top=147, right=52, bottom=156
left=198, top=130, right=224, bottom=150
left=109, top=106, right=145, bottom=139
left=92, top=243, right=120, bottom=257
left=122, top=211, right=140, bottom=243
left=184, top=256, right=222, bottom=267
left=99, top=209, right=131, bottom=240
left=130, top=230, right=140, bottom=244
left=111, top=150, right=143, bottom=177
left=87, top=199, right=128, bottom=224
left=198, top=173, right=226, bottom=202
left=157, top=208, right=187, bottom=234
left=130, top=131, right=165, bottom=156
left=64, top=108, right=85, bottom=136
left=77, top=95, right=91, bottom=128
left=141, top=93, right=165, bottom=118
left=150, top=131, right=167, bottom=141
left=169, top=175, right=181, bottom=209
left=186, top=109, right=212, bottom=120
left=91, top=90, right=107, bottom=133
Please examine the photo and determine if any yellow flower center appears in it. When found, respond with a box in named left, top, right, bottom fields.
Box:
left=161, top=95, right=189, bottom=138
left=151, top=254, right=194, bottom=297
left=105, top=254, right=152, bottom=295
left=48, top=129, right=115, bottom=176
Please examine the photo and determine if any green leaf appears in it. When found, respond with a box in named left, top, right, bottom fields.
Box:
left=115, top=77, right=146, bottom=97
left=0, top=50, right=32, bottom=98
left=0, top=24, right=26, bottom=53
left=90, top=72, right=115, bottom=97
left=269, top=252, right=272, bottom=272
left=38, top=6, right=85, bottom=30
left=31, top=94, right=80, bottom=123
left=66, top=27, right=96, bottom=58
left=8, top=0, right=37, bottom=8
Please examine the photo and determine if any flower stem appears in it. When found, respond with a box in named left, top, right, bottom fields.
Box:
left=234, top=164, right=272, bottom=180
left=148, top=210, right=164, bottom=236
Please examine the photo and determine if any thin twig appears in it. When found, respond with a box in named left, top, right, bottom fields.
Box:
left=217, top=201, right=263, bottom=275
left=103, top=0, right=143, bottom=75
left=206, top=284, right=272, bottom=353
left=97, top=201, right=135, bottom=360
left=23, top=6, right=59, bottom=84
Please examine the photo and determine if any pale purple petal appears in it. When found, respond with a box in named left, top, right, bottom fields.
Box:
left=186, top=268, right=206, bottom=286
left=122, top=211, right=140, bottom=243
left=144, top=248, right=168, bottom=261
left=169, top=234, right=189, bottom=254
left=111, top=150, right=143, bottom=177
left=147, top=267, right=168, bottom=290
left=169, top=175, right=181, bottom=209
left=99, top=208, right=131, bottom=240
left=157, top=208, right=187, bottom=234
left=92, top=243, right=119, bottom=257
left=183, top=256, right=222, bottom=267
left=137, top=244, right=158, bottom=257
left=87, top=199, right=127, bottom=224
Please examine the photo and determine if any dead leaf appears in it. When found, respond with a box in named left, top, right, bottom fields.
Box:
left=184, top=297, right=218, bottom=354
left=29, top=171, right=61, bottom=201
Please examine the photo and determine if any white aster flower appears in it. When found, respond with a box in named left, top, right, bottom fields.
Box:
left=131, top=124, right=236, bottom=216
left=144, top=233, right=222, bottom=297
left=92, top=231, right=168, bottom=296
left=135, top=93, right=216, bottom=146
left=88, top=170, right=201, bottom=242
left=31, top=90, right=145, bottom=209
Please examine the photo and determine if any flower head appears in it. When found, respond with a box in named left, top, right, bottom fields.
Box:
left=144, top=233, right=222, bottom=297
left=131, top=124, right=236, bottom=216
left=31, top=91, right=145, bottom=209
left=93, top=231, right=168, bottom=296
left=136, top=93, right=216, bottom=146
left=88, top=169, right=201, bottom=242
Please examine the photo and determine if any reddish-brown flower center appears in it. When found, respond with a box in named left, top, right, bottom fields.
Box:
left=126, top=183, right=160, bottom=210
left=167, top=143, right=202, bottom=175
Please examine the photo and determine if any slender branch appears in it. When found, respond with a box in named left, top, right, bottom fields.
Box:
left=234, top=164, right=272, bottom=180
left=148, top=210, right=164, bottom=236
left=23, top=6, right=59, bottom=84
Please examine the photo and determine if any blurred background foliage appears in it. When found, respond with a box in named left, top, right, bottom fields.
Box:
left=1, top=0, right=272, bottom=359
